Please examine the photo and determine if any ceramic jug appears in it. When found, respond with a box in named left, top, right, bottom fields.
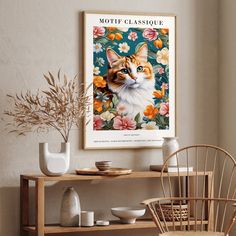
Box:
left=162, top=137, right=179, bottom=166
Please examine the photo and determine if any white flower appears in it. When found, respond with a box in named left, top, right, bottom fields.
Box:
left=141, top=121, right=159, bottom=130
left=118, top=42, right=130, bottom=53
left=117, top=27, right=129, bottom=32
left=96, top=57, right=105, bottom=66
left=100, top=111, right=115, bottom=121
left=93, top=43, right=103, bottom=53
left=93, top=66, right=100, bottom=75
left=156, top=47, right=169, bottom=65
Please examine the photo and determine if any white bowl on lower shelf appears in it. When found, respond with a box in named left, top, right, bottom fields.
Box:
left=111, top=206, right=146, bottom=224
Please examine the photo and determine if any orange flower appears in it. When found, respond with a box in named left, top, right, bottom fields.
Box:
left=93, top=99, right=103, bottom=112
left=160, top=28, right=169, bottom=35
left=104, top=99, right=111, bottom=107
left=153, top=90, right=163, bottom=98
left=107, top=33, right=116, bottom=40
left=153, top=86, right=165, bottom=98
left=107, top=27, right=117, bottom=31
left=143, top=105, right=158, bottom=119
left=115, top=32, right=123, bottom=40
left=93, top=76, right=106, bottom=88
left=153, top=38, right=163, bottom=48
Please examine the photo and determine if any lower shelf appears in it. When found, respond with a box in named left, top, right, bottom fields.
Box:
left=23, top=220, right=155, bottom=233
left=23, top=219, right=209, bottom=234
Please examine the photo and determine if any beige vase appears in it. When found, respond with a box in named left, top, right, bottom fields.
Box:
left=60, top=187, right=81, bottom=226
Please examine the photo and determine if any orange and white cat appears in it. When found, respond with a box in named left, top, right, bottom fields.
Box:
left=106, top=43, right=155, bottom=119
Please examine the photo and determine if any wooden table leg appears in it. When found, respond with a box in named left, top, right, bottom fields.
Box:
left=20, top=175, right=29, bottom=236
left=35, top=179, right=45, bottom=236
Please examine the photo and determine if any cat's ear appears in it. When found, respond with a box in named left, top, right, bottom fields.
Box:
left=136, top=43, right=148, bottom=63
left=106, top=48, right=121, bottom=66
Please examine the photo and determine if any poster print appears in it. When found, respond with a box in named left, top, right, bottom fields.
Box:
left=84, top=12, right=176, bottom=149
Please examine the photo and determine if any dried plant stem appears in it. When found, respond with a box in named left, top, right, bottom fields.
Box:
left=4, top=70, right=91, bottom=142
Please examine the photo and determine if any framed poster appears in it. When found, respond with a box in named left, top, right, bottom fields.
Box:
left=84, top=11, right=176, bottom=149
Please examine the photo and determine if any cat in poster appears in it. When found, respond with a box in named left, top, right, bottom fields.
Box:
left=106, top=43, right=155, bottom=119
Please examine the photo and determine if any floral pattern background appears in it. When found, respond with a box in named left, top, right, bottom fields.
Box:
left=93, top=26, right=170, bottom=131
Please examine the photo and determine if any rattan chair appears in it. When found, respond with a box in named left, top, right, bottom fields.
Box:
left=143, top=145, right=236, bottom=236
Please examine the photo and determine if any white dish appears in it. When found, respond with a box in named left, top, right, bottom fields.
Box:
left=111, top=206, right=146, bottom=224
left=96, top=220, right=110, bottom=226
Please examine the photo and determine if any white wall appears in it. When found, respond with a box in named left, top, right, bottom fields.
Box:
left=0, top=0, right=219, bottom=235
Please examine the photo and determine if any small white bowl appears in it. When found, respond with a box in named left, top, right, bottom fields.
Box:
left=111, top=206, right=146, bottom=224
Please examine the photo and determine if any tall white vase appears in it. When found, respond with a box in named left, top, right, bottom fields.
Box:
left=39, top=142, right=70, bottom=176
left=162, top=137, right=179, bottom=166
left=60, top=187, right=81, bottom=226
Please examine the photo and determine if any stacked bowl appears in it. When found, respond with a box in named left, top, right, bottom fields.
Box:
left=95, top=161, right=112, bottom=171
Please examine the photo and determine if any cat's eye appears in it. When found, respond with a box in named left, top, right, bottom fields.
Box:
left=137, top=66, right=143, bottom=72
left=121, top=68, right=129, bottom=74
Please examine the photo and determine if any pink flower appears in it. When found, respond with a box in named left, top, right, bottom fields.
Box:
left=93, top=115, right=103, bottom=130
left=157, top=67, right=165, bottom=74
left=116, top=103, right=128, bottom=115
left=128, top=31, right=138, bottom=41
left=93, top=26, right=105, bottom=38
left=161, top=82, right=169, bottom=90
left=142, top=28, right=158, bottom=41
left=159, top=102, right=169, bottom=117
left=113, top=116, right=136, bottom=130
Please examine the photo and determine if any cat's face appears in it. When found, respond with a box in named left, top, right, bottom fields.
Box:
left=106, top=43, right=153, bottom=91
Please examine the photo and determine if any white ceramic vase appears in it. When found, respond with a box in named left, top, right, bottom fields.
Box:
left=162, top=137, right=179, bottom=166
left=39, top=142, right=70, bottom=176
left=60, top=187, right=81, bottom=227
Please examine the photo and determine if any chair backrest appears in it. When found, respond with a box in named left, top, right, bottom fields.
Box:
left=160, top=145, right=236, bottom=200
left=143, top=145, right=236, bottom=235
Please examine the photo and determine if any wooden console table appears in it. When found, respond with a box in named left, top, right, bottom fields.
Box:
left=20, top=171, right=213, bottom=236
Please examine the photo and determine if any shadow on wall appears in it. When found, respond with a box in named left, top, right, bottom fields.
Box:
left=176, top=1, right=218, bottom=146
left=0, top=187, right=20, bottom=236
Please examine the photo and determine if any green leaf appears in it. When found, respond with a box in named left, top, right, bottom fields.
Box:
left=109, top=108, right=117, bottom=113
left=96, top=37, right=109, bottom=45
left=165, top=65, right=169, bottom=77
left=160, top=115, right=165, bottom=124
left=134, top=113, right=141, bottom=123
left=112, top=94, right=119, bottom=106
left=136, top=122, right=143, bottom=129
left=165, top=65, right=169, bottom=72
left=148, top=51, right=157, bottom=60
left=135, top=28, right=144, bottom=32
left=153, top=64, right=163, bottom=72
